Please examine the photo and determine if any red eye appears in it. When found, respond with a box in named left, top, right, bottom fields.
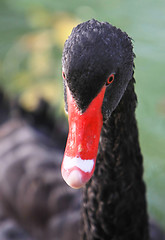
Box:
left=106, top=74, right=114, bottom=86
left=62, top=72, right=66, bottom=79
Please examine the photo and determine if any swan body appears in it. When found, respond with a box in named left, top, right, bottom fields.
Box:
left=0, top=93, right=81, bottom=240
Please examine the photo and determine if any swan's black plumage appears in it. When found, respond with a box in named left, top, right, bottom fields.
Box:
left=62, top=19, right=149, bottom=240
left=82, top=77, right=149, bottom=239
left=0, top=91, right=81, bottom=240
left=62, top=19, right=134, bottom=115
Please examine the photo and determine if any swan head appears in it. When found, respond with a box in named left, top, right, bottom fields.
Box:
left=61, top=19, right=135, bottom=189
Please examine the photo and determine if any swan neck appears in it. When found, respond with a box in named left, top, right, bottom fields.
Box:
left=82, top=78, right=149, bottom=240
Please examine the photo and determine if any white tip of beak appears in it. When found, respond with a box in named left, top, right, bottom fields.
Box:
left=62, top=170, right=84, bottom=189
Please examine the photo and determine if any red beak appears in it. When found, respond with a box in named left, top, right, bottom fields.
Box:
left=61, top=86, right=106, bottom=189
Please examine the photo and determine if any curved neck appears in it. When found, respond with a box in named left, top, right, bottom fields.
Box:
left=81, top=78, right=149, bottom=240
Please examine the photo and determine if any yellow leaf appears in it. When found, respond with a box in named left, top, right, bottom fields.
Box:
left=53, top=14, right=80, bottom=48
left=19, top=81, right=62, bottom=111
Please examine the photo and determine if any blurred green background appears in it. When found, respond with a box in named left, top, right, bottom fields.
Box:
left=0, top=0, right=165, bottom=229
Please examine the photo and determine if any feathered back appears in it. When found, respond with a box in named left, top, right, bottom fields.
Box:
left=0, top=90, right=81, bottom=240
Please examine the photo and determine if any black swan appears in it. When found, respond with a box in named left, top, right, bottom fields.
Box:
left=0, top=20, right=164, bottom=240
left=61, top=19, right=165, bottom=239
left=0, top=90, right=81, bottom=240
